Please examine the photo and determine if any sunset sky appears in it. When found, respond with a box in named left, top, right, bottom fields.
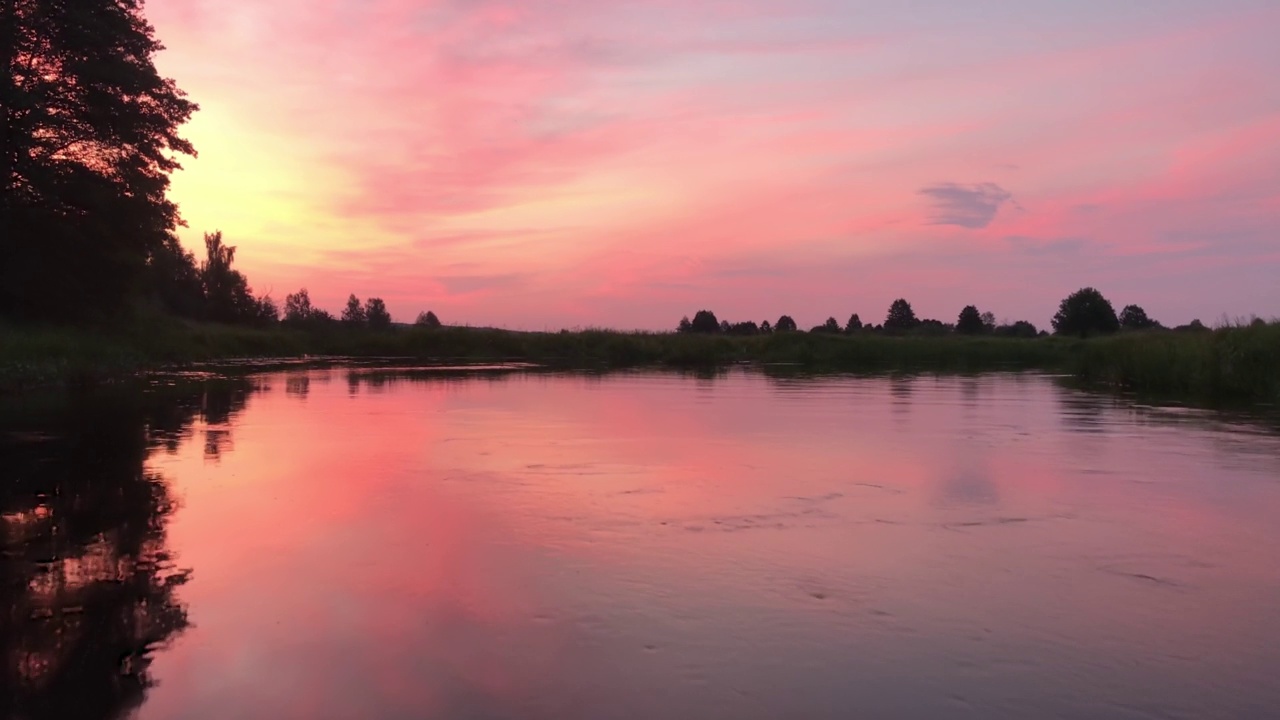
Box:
left=148, top=0, right=1280, bottom=330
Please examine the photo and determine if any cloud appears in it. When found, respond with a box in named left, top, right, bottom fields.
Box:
left=919, top=182, right=1016, bottom=229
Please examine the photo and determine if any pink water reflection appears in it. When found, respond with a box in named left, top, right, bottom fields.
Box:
left=136, top=370, right=1280, bottom=719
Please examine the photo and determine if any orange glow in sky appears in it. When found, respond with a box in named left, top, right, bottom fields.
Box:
left=147, top=0, right=1280, bottom=329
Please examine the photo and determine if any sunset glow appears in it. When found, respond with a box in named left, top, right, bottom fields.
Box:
left=149, top=0, right=1280, bottom=329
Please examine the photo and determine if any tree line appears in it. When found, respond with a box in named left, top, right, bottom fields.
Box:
left=677, top=287, right=1207, bottom=339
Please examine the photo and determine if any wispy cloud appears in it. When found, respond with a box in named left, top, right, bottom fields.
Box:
left=919, top=183, right=1017, bottom=229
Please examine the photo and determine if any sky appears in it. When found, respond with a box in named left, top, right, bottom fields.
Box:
left=147, top=0, right=1280, bottom=330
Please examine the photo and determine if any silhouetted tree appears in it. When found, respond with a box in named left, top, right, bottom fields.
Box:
left=1, top=0, right=198, bottom=321
left=775, top=315, right=797, bottom=332
left=884, top=299, right=919, bottom=331
left=283, top=289, right=314, bottom=324
left=677, top=316, right=692, bottom=333
left=760, top=320, right=772, bottom=333
left=1052, top=287, right=1119, bottom=337
left=956, top=305, right=986, bottom=334
left=690, top=310, right=720, bottom=333
left=200, top=232, right=263, bottom=323
left=845, top=313, right=863, bottom=333
left=416, top=311, right=441, bottom=328
left=1174, top=319, right=1209, bottom=333
left=980, top=311, right=996, bottom=332
left=341, top=294, right=366, bottom=325
left=916, top=318, right=949, bottom=335
left=993, top=320, right=1038, bottom=338
left=810, top=317, right=841, bottom=334
left=1119, top=304, right=1158, bottom=330
left=726, top=321, right=760, bottom=335
left=146, top=237, right=204, bottom=317
left=364, top=297, right=391, bottom=329
left=720, top=319, right=732, bottom=333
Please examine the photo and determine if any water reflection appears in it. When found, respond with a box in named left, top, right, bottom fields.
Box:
left=0, top=379, right=253, bottom=720
left=2, top=369, right=1280, bottom=719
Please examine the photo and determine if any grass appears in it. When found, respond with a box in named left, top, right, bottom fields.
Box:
left=3, top=317, right=1278, bottom=403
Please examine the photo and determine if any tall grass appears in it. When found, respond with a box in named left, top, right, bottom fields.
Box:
left=4, top=318, right=1278, bottom=402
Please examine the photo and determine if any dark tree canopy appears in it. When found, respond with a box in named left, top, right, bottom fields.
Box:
left=1119, top=304, right=1158, bottom=330
left=689, top=310, right=720, bottom=333
left=811, top=317, right=840, bottom=334
left=884, top=299, right=919, bottom=331
left=1, top=0, right=198, bottom=320
left=1052, top=287, right=1119, bottom=337
left=364, top=297, right=391, bottom=329
left=775, top=315, right=797, bottom=332
left=759, top=319, right=772, bottom=333
left=993, top=320, right=1038, bottom=338
left=341, top=294, right=366, bottom=325
left=416, top=310, right=441, bottom=328
left=956, top=305, right=986, bottom=334
left=845, top=313, right=863, bottom=333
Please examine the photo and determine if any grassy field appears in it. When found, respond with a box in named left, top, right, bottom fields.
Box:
left=3, top=317, right=1277, bottom=403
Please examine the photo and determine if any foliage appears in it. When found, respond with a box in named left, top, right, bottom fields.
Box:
left=845, top=314, right=863, bottom=333
left=1, top=0, right=198, bottom=320
left=364, top=297, right=391, bottom=329
left=689, top=310, right=720, bottom=333
left=884, top=299, right=919, bottom=332
left=775, top=315, right=797, bottom=332
left=956, top=305, right=986, bottom=335
left=1052, top=287, right=1120, bottom=337
left=342, top=294, right=366, bottom=325
left=993, top=320, right=1038, bottom=338
left=811, top=317, right=841, bottom=334
left=1119, top=304, right=1159, bottom=330
left=416, top=311, right=441, bottom=328
left=760, top=320, right=773, bottom=333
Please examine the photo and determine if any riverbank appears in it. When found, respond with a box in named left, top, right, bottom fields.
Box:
left=2, top=318, right=1277, bottom=402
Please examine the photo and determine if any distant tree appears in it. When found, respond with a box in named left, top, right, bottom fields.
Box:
left=199, top=232, right=260, bottom=322
left=416, top=311, right=441, bottom=328
left=884, top=299, right=919, bottom=332
left=720, top=319, right=732, bottom=333
left=956, top=305, right=986, bottom=335
left=677, top=316, right=693, bottom=333
left=690, top=310, right=720, bottom=333
left=845, top=313, right=863, bottom=333
left=1174, top=319, right=1208, bottom=333
left=980, top=311, right=996, bottom=332
left=993, top=320, right=1038, bottom=338
left=726, top=320, right=760, bottom=336
left=146, top=237, right=204, bottom=318
left=364, top=298, right=391, bottom=329
left=283, top=289, right=314, bottom=324
left=1, top=0, right=199, bottom=320
left=342, top=294, right=367, bottom=325
left=1052, top=287, right=1119, bottom=337
left=811, top=317, right=840, bottom=334
left=760, top=320, right=773, bottom=333
left=916, top=318, right=949, bottom=335
left=256, top=295, right=280, bottom=324
left=1119, top=304, right=1158, bottom=330
left=775, top=315, right=798, bottom=332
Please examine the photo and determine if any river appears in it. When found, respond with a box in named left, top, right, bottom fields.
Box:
left=3, top=368, right=1279, bottom=719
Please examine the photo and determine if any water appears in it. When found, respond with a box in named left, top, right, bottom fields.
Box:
left=3, top=369, right=1280, bottom=719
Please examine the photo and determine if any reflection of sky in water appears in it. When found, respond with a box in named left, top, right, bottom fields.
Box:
left=15, top=369, right=1277, bottom=719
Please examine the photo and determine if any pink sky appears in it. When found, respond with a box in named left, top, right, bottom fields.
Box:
left=148, top=0, right=1280, bottom=330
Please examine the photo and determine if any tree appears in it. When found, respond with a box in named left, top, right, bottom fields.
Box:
left=1, top=0, right=199, bottom=320
left=980, top=311, right=996, bottom=332
left=283, top=289, right=314, bottom=324
left=720, top=319, right=732, bottom=333
left=199, top=231, right=259, bottom=323
left=1052, top=287, right=1119, bottom=337
left=845, top=313, right=863, bottom=333
left=1119, top=304, right=1157, bottom=330
left=760, top=320, right=772, bottom=333
left=956, top=305, right=986, bottom=334
left=993, top=320, right=1038, bottom=338
left=341, top=294, right=366, bottom=325
left=364, top=297, right=391, bottom=329
left=690, top=310, right=720, bottom=333
left=811, top=317, right=840, bottom=334
left=884, top=299, right=919, bottom=331
left=677, top=316, right=692, bottom=333
left=775, top=315, right=797, bottom=332
left=416, top=311, right=441, bottom=328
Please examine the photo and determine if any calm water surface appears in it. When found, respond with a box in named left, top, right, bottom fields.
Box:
left=3, top=369, right=1280, bottom=719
